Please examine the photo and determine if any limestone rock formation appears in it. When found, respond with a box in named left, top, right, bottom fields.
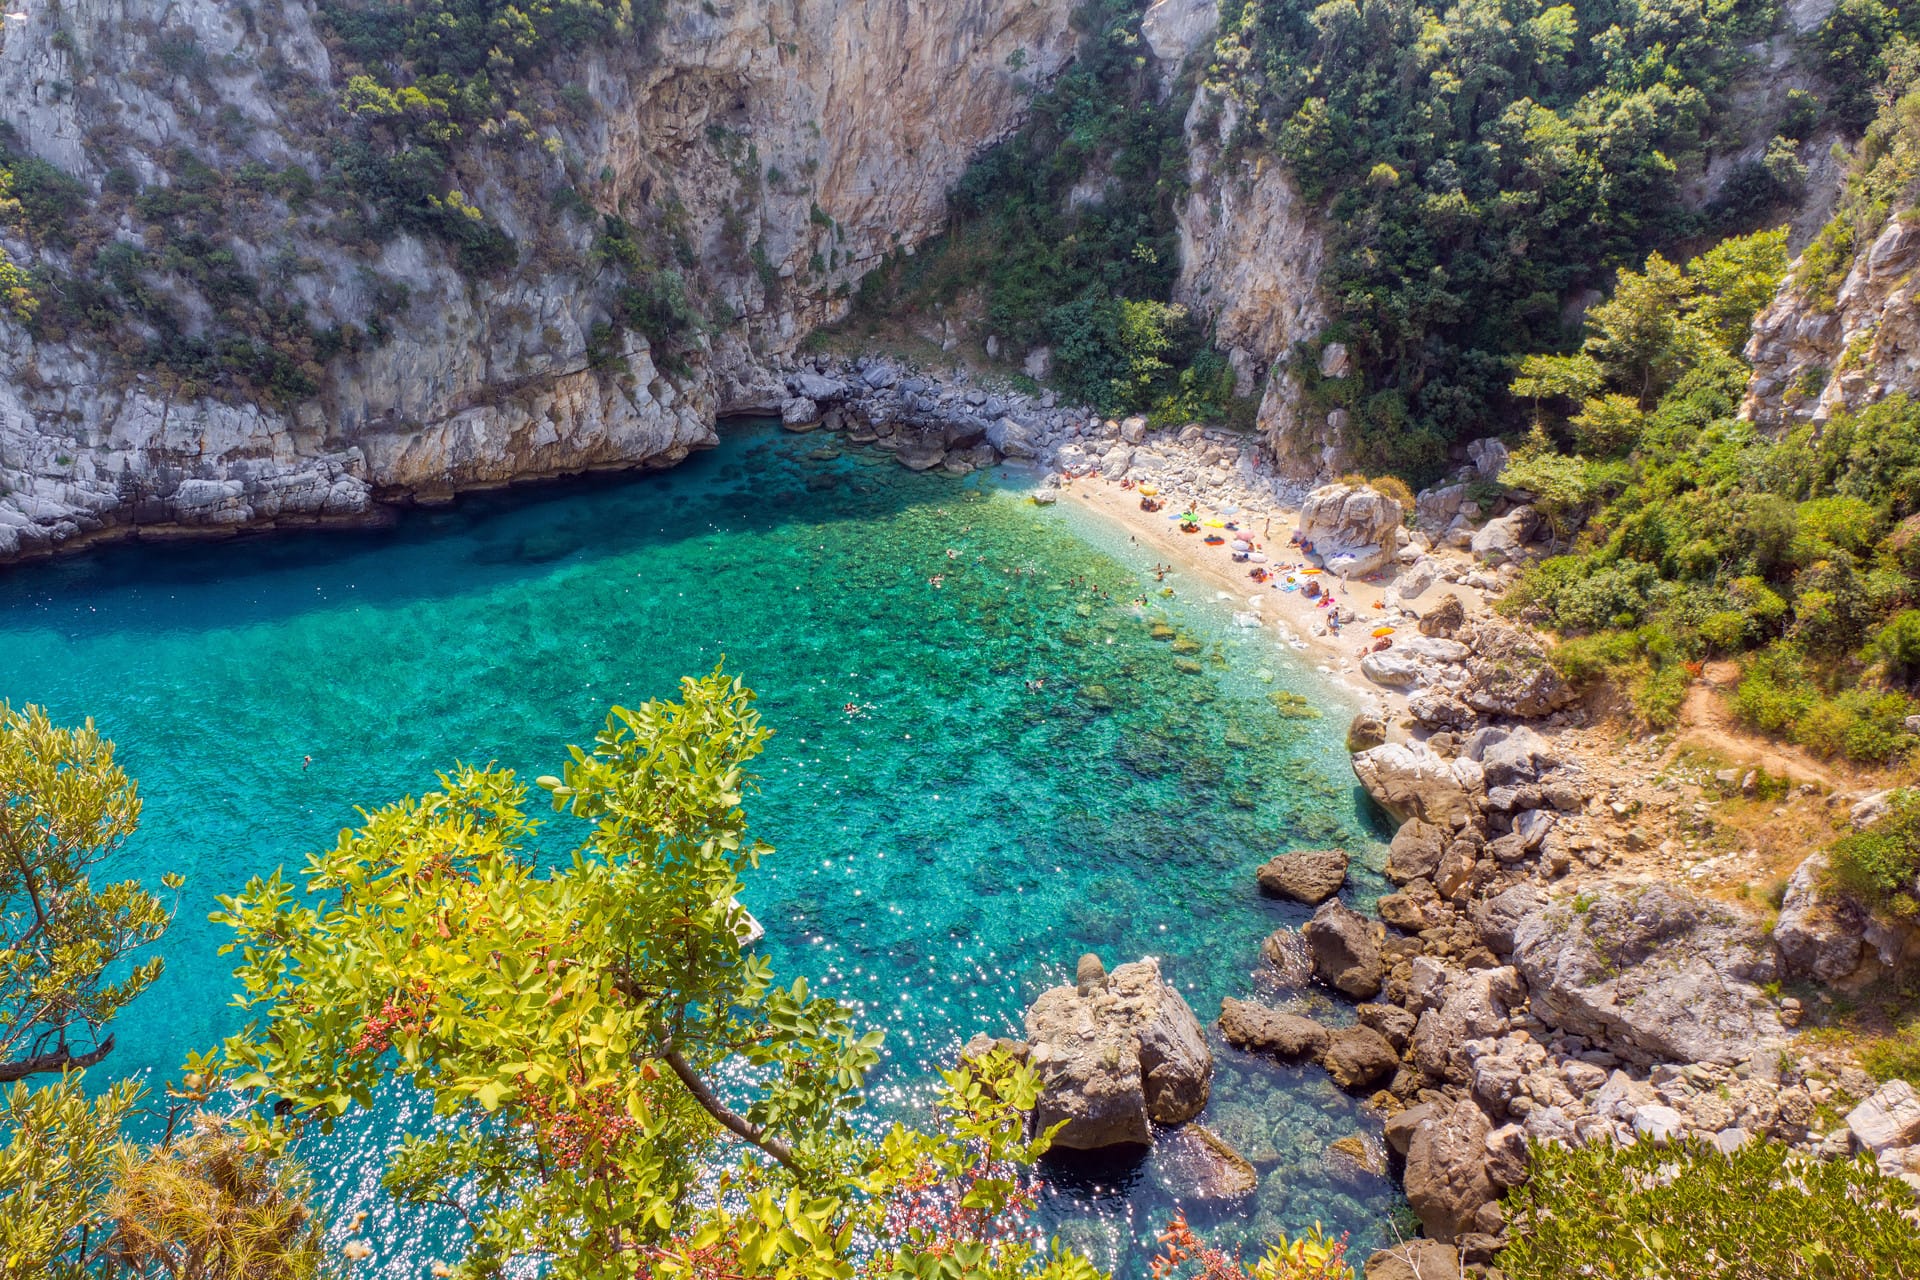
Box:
left=0, top=0, right=1079, bottom=560
left=1174, top=91, right=1327, bottom=456
left=1297, top=483, right=1405, bottom=578
left=1745, top=214, right=1920, bottom=430
left=1352, top=742, right=1485, bottom=827
left=1511, top=885, right=1786, bottom=1066
left=1023, top=956, right=1212, bottom=1149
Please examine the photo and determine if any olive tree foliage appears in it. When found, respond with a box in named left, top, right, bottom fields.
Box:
left=0, top=702, right=173, bottom=1080
left=214, top=669, right=1100, bottom=1280
left=0, top=704, right=325, bottom=1280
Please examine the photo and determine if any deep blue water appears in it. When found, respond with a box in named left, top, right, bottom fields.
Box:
left=0, top=421, right=1399, bottom=1274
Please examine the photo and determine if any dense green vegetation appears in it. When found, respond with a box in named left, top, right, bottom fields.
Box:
left=1497, top=1135, right=1920, bottom=1278
left=1201, top=0, right=1810, bottom=477
left=857, top=0, right=1241, bottom=423
left=1495, top=61, right=1920, bottom=761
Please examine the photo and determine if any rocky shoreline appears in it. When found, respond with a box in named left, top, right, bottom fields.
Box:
left=16, top=344, right=1919, bottom=1275
left=752, top=357, right=1920, bottom=1276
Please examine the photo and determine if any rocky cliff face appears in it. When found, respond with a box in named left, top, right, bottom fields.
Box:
left=0, top=0, right=1076, bottom=559
left=1173, top=84, right=1330, bottom=478
left=1744, top=214, right=1920, bottom=430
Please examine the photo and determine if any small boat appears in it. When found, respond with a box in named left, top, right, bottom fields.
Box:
left=1371, top=626, right=1395, bottom=638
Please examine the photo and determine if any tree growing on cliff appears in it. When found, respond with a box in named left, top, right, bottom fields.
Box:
left=212, top=667, right=1095, bottom=1280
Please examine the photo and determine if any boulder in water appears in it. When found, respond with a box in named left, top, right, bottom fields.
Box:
left=1305, top=900, right=1386, bottom=999
left=1024, top=955, right=1212, bottom=1149
left=1255, top=848, right=1349, bottom=905
left=1217, top=998, right=1328, bottom=1058
left=1150, top=1123, right=1258, bottom=1202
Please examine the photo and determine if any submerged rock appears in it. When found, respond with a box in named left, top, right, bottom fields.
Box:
left=1024, top=956, right=1212, bottom=1149
left=1150, top=1123, right=1258, bottom=1202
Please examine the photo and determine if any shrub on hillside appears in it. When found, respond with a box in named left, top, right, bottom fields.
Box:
left=1498, top=1135, right=1920, bottom=1279
left=1831, top=787, right=1920, bottom=909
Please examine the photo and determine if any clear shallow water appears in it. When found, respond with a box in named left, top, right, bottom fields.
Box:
left=0, top=422, right=1399, bottom=1273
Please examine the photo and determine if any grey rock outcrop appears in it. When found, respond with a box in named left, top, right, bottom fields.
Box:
left=1024, top=956, right=1212, bottom=1149
left=1772, top=854, right=1867, bottom=982
left=1511, top=885, right=1785, bottom=1066
left=1352, top=742, right=1485, bottom=827
left=1297, top=483, right=1405, bottom=578
left=1459, top=624, right=1576, bottom=718
left=1847, top=1079, right=1920, bottom=1154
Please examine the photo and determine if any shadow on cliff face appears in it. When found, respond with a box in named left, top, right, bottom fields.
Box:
left=0, top=419, right=1006, bottom=635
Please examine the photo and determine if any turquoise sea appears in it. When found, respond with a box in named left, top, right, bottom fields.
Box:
left=0, top=421, right=1399, bottom=1274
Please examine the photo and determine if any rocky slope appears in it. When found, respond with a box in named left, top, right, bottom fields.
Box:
left=1744, top=212, right=1920, bottom=430
left=0, top=0, right=1077, bottom=559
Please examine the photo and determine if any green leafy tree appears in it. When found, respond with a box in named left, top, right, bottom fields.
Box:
left=0, top=703, right=172, bottom=1080
left=213, top=669, right=1098, bottom=1280
left=0, top=706, right=322, bottom=1280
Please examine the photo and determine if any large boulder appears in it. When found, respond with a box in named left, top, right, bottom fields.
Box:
left=1847, top=1079, right=1920, bottom=1154
left=1218, top=999, right=1328, bottom=1058
left=1299, top=483, right=1404, bottom=578
left=1024, top=956, right=1213, bottom=1149
left=1352, top=742, right=1485, bottom=827
left=1321, top=1024, right=1399, bottom=1091
left=1510, top=885, right=1785, bottom=1066
left=1460, top=624, right=1576, bottom=718
left=1256, top=849, right=1350, bottom=905
left=1305, top=900, right=1386, bottom=999
left=1385, top=818, right=1446, bottom=884
left=1403, top=1098, right=1500, bottom=1244
left=1469, top=505, right=1541, bottom=562
left=1468, top=725, right=1558, bottom=786
left=1419, top=593, right=1466, bottom=637
left=986, top=415, right=1043, bottom=459
left=1773, top=854, right=1866, bottom=982
left=1365, top=1241, right=1462, bottom=1280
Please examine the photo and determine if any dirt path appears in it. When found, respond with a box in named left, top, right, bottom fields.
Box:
left=1660, top=661, right=1842, bottom=791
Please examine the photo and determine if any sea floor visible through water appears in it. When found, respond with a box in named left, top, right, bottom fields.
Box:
left=0, top=420, right=1403, bottom=1274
